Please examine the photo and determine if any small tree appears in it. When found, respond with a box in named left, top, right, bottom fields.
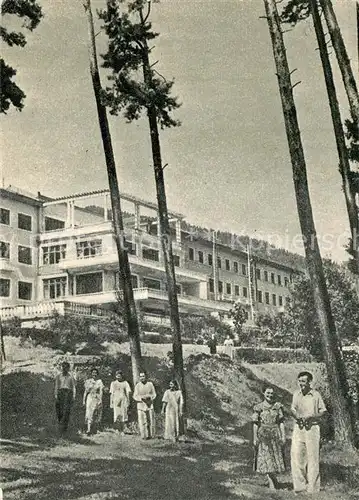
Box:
left=1, top=0, right=43, bottom=113
left=228, top=303, right=247, bottom=344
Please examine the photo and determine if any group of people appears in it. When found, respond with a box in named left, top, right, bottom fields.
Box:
left=54, top=362, right=184, bottom=442
left=55, top=363, right=327, bottom=494
left=252, top=371, right=327, bottom=495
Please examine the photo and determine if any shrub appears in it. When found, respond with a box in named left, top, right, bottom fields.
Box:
left=235, top=346, right=314, bottom=363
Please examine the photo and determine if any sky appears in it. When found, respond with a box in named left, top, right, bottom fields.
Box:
left=1, top=0, right=358, bottom=261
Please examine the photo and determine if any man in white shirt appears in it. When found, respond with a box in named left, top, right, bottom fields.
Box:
left=133, top=371, right=156, bottom=439
left=290, top=371, right=327, bottom=494
left=55, top=361, right=76, bottom=434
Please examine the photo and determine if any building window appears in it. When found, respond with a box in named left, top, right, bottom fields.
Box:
left=18, top=281, right=32, bottom=300
left=165, top=282, right=182, bottom=295
left=226, top=283, right=231, bottom=295
left=77, top=240, right=102, bottom=258
left=18, top=246, right=32, bottom=265
left=278, top=274, right=282, bottom=286
left=0, top=208, right=10, bottom=225
left=243, top=286, right=248, bottom=298
left=265, top=292, right=270, bottom=304
left=272, top=294, right=277, bottom=306
left=173, top=255, right=180, bottom=267
left=284, top=276, right=289, bottom=287
left=217, top=256, right=222, bottom=269
left=256, top=268, right=261, bottom=280
left=76, top=272, right=103, bottom=295
left=18, top=213, right=32, bottom=231
left=225, top=259, right=230, bottom=271
left=209, top=278, right=214, bottom=293
left=257, top=290, right=263, bottom=303
left=234, top=285, right=240, bottom=296
left=218, top=281, right=223, bottom=294
left=198, top=251, right=204, bottom=264
left=271, top=272, right=275, bottom=284
left=125, top=241, right=137, bottom=255
left=0, top=278, right=10, bottom=297
left=264, top=270, right=268, bottom=282
left=242, top=264, right=247, bottom=276
left=142, top=247, right=159, bottom=262
left=0, top=241, right=10, bottom=259
left=43, top=244, right=66, bottom=265
left=233, top=261, right=238, bottom=273
left=279, top=295, right=283, bottom=306
left=143, top=277, right=161, bottom=290
left=188, top=247, right=194, bottom=261
left=45, top=217, right=65, bottom=231
left=116, top=273, right=138, bottom=290
left=43, top=277, right=67, bottom=299
left=208, top=253, right=213, bottom=266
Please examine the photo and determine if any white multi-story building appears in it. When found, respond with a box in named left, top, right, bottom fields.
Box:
left=0, top=186, right=295, bottom=325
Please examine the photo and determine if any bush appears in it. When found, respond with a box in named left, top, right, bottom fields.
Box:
left=235, top=346, right=314, bottom=363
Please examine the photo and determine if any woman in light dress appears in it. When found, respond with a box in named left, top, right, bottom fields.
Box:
left=252, top=386, right=286, bottom=490
left=161, top=380, right=184, bottom=442
left=223, top=334, right=235, bottom=360
left=83, top=368, right=104, bottom=435
left=110, top=370, right=132, bottom=435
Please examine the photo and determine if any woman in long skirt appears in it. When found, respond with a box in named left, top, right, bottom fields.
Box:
left=161, top=380, right=184, bottom=442
left=252, top=386, right=286, bottom=489
left=83, top=368, right=104, bottom=435
left=110, top=370, right=132, bottom=435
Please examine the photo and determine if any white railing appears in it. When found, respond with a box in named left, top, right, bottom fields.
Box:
left=0, top=301, right=114, bottom=320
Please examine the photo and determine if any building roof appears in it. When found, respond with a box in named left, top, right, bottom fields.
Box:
left=43, top=189, right=185, bottom=219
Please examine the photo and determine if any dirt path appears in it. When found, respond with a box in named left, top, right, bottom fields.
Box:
left=1, top=430, right=358, bottom=500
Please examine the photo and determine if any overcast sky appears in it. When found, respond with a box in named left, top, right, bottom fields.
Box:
left=1, top=0, right=357, bottom=261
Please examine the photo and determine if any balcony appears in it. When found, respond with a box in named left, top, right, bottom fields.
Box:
left=71, top=287, right=235, bottom=314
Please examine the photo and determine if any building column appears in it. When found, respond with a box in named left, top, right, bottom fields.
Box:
left=175, top=219, right=182, bottom=244
left=103, top=193, right=109, bottom=221
left=134, top=203, right=140, bottom=230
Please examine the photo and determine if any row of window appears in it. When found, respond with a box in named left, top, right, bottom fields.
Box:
left=208, top=278, right=289, bottom=306
left=0, top=278, right=33, bottom=300
left=188, top=247, right=290, bottom=286
left=0, top=208, right=32, bottom=231
left=1, top=241, right=33, bottom=265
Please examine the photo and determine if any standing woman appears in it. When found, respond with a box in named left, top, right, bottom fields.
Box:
left=161, top=380, right=184, bottom=442
left=252, top=386, right=286, bottom=490
left=110, top=370, right=132, bottom=435
left=83, top=368, right=104, bottom=435
left=223, top=334, right=234, bottom=360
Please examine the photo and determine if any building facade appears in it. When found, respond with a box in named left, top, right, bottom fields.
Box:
left=0, top=186, right=295, bottom=325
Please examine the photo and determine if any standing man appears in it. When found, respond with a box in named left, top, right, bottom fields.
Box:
left=290, top=371, right=327, bottom=494
left=133, top=371, right=157, bottom=439
left=55, top=361, right=76, bottom=435
left=207, top=333, right=218, bottom=355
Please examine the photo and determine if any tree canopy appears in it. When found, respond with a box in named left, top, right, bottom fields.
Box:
left=0, top=0, right=43, bottom=113
left=99, top=0, right=181, bottom=129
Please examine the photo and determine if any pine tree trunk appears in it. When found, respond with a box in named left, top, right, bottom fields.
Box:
left=0, top=320, right=6, bottom=362
left=310, top=0, right=359, bottom=277
left=139, top=9, right=187, bottom=431
left=319, top=0, right=359, bottom=126
left=264, top=0, right=354, bottom=445
left=83, top=0, right=142, bottom=384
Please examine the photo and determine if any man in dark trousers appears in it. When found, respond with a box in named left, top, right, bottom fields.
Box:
left=207, top=333, right=218, bottom=355
left=54, top=361, right=76, bottom=435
